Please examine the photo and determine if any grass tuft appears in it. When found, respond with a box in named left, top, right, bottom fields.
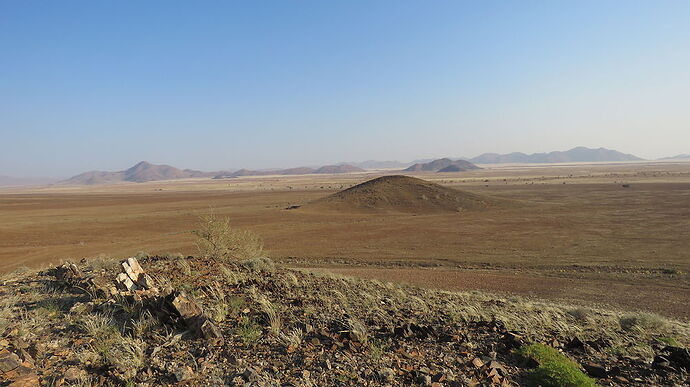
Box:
left=620, top=312, right=668, bottom=331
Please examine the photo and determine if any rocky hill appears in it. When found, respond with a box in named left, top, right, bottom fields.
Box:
left=403, top=159, right=480, bottom=172
left=1, top=253, right=687, bottom=386
left=469, top=147, right=643, bottom=164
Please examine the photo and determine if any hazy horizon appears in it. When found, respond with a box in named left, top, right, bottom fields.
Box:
left=2, top=1, right=689, bottom=178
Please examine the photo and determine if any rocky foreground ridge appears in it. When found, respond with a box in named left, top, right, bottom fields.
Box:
left=0, top=255, right=688, bottom=386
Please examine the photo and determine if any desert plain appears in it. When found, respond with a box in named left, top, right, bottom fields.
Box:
left=1, top=161, right=689, bottom=319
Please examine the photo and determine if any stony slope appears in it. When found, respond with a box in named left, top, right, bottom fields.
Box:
left=0, top=255, right=688, bottom=386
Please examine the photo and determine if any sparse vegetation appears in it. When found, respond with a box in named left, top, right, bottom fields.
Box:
left=0, top=253, right=688, bottom=385
left=76, top=313, right=147, bottom=382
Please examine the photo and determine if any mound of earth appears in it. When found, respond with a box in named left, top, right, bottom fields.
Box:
left=306, top=175, right=500, bottom=213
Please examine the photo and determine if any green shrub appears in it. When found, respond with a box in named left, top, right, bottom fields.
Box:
left=517, top=343, right=596, bottom=387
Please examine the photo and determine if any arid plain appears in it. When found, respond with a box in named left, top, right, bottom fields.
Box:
left=1, top=161, right=689, bottom=319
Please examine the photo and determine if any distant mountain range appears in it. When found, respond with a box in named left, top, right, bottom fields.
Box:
left=344, top=147, right=645, bottom=168
left=0, top=175, right=57, bottom=187
left=61, top=161, right=366, bottom=184
left=213, top=164, right=365, bottom=179
left=468, top=147, right=643, bottom=164
left=60, top=161, right=216, bottom=185
left=35, top=147, right=675, bottom=186
left=658, top=154, right=690, bottom=160
left=403, top=158, right=480, bottom=172
left=339, top=160, right=412, bottom=169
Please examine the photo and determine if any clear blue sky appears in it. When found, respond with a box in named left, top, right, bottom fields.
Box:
left=1, top=1, right=689, bottom=177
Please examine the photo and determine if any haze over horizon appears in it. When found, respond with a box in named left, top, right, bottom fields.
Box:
left=2, top=1, right=689, bottom=178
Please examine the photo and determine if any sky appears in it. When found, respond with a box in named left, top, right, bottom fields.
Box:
left=1, top=1, right=689, bottom=178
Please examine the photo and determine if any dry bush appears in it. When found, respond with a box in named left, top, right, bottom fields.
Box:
left=193, top=213, right=264, bottom=262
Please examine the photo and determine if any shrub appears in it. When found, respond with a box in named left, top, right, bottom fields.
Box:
left=517, top=343, right=595, bottom=387
left=193, top=213, right=264, bottom=261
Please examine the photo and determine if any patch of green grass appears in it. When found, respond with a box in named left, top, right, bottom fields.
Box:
left=657, top=336, right=681, bottom=347
left=517, top=343, right=596, bottom=387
